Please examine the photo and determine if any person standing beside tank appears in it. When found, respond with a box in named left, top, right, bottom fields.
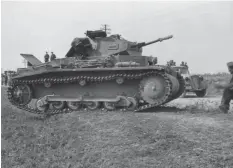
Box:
left=7, top=72, right=10, bottom=86
left=214, top=62, right=233, bottom=113
left=1, top=73, right=5, bottom=86
left=4, top=71, right=8, bottom=86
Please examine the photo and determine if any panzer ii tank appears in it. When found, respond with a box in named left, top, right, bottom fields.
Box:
left=7, top=30, right=185, bottom=115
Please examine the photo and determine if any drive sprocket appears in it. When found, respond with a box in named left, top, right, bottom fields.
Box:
left=8, top=84, right=32, bottom=106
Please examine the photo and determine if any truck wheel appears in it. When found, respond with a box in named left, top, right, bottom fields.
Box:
left=195, top=90, right=206, bottom=97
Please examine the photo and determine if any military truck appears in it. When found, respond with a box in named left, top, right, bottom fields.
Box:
left=171, top=63, right=208, bottom=97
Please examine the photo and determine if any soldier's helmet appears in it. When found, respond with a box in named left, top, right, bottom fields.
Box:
left=227, top=62, right=233, bottom=68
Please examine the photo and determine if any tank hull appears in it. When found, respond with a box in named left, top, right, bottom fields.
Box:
left=8, top=67, right=184, bottom=115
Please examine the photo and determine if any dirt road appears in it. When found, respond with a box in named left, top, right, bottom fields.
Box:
left=1, top=87, right=233, bottom=168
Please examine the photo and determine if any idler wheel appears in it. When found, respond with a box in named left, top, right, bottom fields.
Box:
left=67, top=101, right=81, bottom=110
left=36, top=99, right=48, bottom=111
left=52, top=101, right=66, bottom=110
left=12, top=84, right=32, bottom=105
left=86, top=101, right=100, bottom=110
left=103, top=102, right=116, bottom=110
left=127, top=97, right=138, bottom=110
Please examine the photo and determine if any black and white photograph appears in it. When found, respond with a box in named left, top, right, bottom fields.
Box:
left=1, top=0, right=233, bottom=167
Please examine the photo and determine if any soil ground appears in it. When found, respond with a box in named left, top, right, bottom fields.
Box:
left=1, top=87, right=233, bottom=168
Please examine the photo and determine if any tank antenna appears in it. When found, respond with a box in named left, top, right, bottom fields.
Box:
left=100, top=24, right=111, bottom=34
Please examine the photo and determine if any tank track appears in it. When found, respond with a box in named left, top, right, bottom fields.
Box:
left=164, top=72, right=185, bottom=103
left=174, top=73, right=185, bottom=99
left=7, top=70, right=175, bottom=116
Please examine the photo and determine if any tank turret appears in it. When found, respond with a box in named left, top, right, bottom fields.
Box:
left=65, top=30, right=173, bottom=59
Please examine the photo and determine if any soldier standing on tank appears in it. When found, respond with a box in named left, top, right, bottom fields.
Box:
left=214, top=62, right=233, bottom=113
left=180, top=61, right=184, bottom=66
left=50, top=52, right=56, bottom=61
left=44, top=52, right=49, bottom=63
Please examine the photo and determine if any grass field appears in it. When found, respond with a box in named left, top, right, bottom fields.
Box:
left=1, top=85, right=233, bottom=168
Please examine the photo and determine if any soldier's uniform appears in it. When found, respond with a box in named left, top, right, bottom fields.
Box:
left=44, top=52, right=49, bottom=63
left=50, top=52, right=56, bottom=61
left=1, top=74, right=5, bottom=85
left=219, top=62, right=233, bottom=113
left=5, top=74, right=8, bottom=86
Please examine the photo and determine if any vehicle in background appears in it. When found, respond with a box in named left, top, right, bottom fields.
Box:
left=170, top=62, right=208, bottom=97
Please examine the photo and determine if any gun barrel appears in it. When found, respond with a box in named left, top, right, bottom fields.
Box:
left=130, top=35, right=173, bottom=48
left=143, top=35, right=173, bottom=46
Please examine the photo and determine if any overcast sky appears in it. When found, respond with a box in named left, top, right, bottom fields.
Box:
left=1, top=1, right=233, bottom=73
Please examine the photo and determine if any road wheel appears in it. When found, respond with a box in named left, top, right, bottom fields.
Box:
left=67, top=101, right=81, bottom=110
left=52, top=101, right=66, bottom=110
left=127, top=97, right=138, bottom=111
left=103, top=102, right=116, bottom=110
left=86, top=101, right=100, bottom=110
left=36, top=99, right=49, bottom=112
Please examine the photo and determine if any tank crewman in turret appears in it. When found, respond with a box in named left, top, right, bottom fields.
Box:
left=152, top=57, right=158, bottom=65
left=167, top=60, right=174, bottom=66
left=173, top=61, right=176, bottom=66
left=44, top=52, right=49, bottom=63
left=180, top=61, right=187, bottom=66
left=50, top=52, right=56, bottom=61
left=170, top=60, right=173, bottom=66
left=214, top=62, right=233, bottom=113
